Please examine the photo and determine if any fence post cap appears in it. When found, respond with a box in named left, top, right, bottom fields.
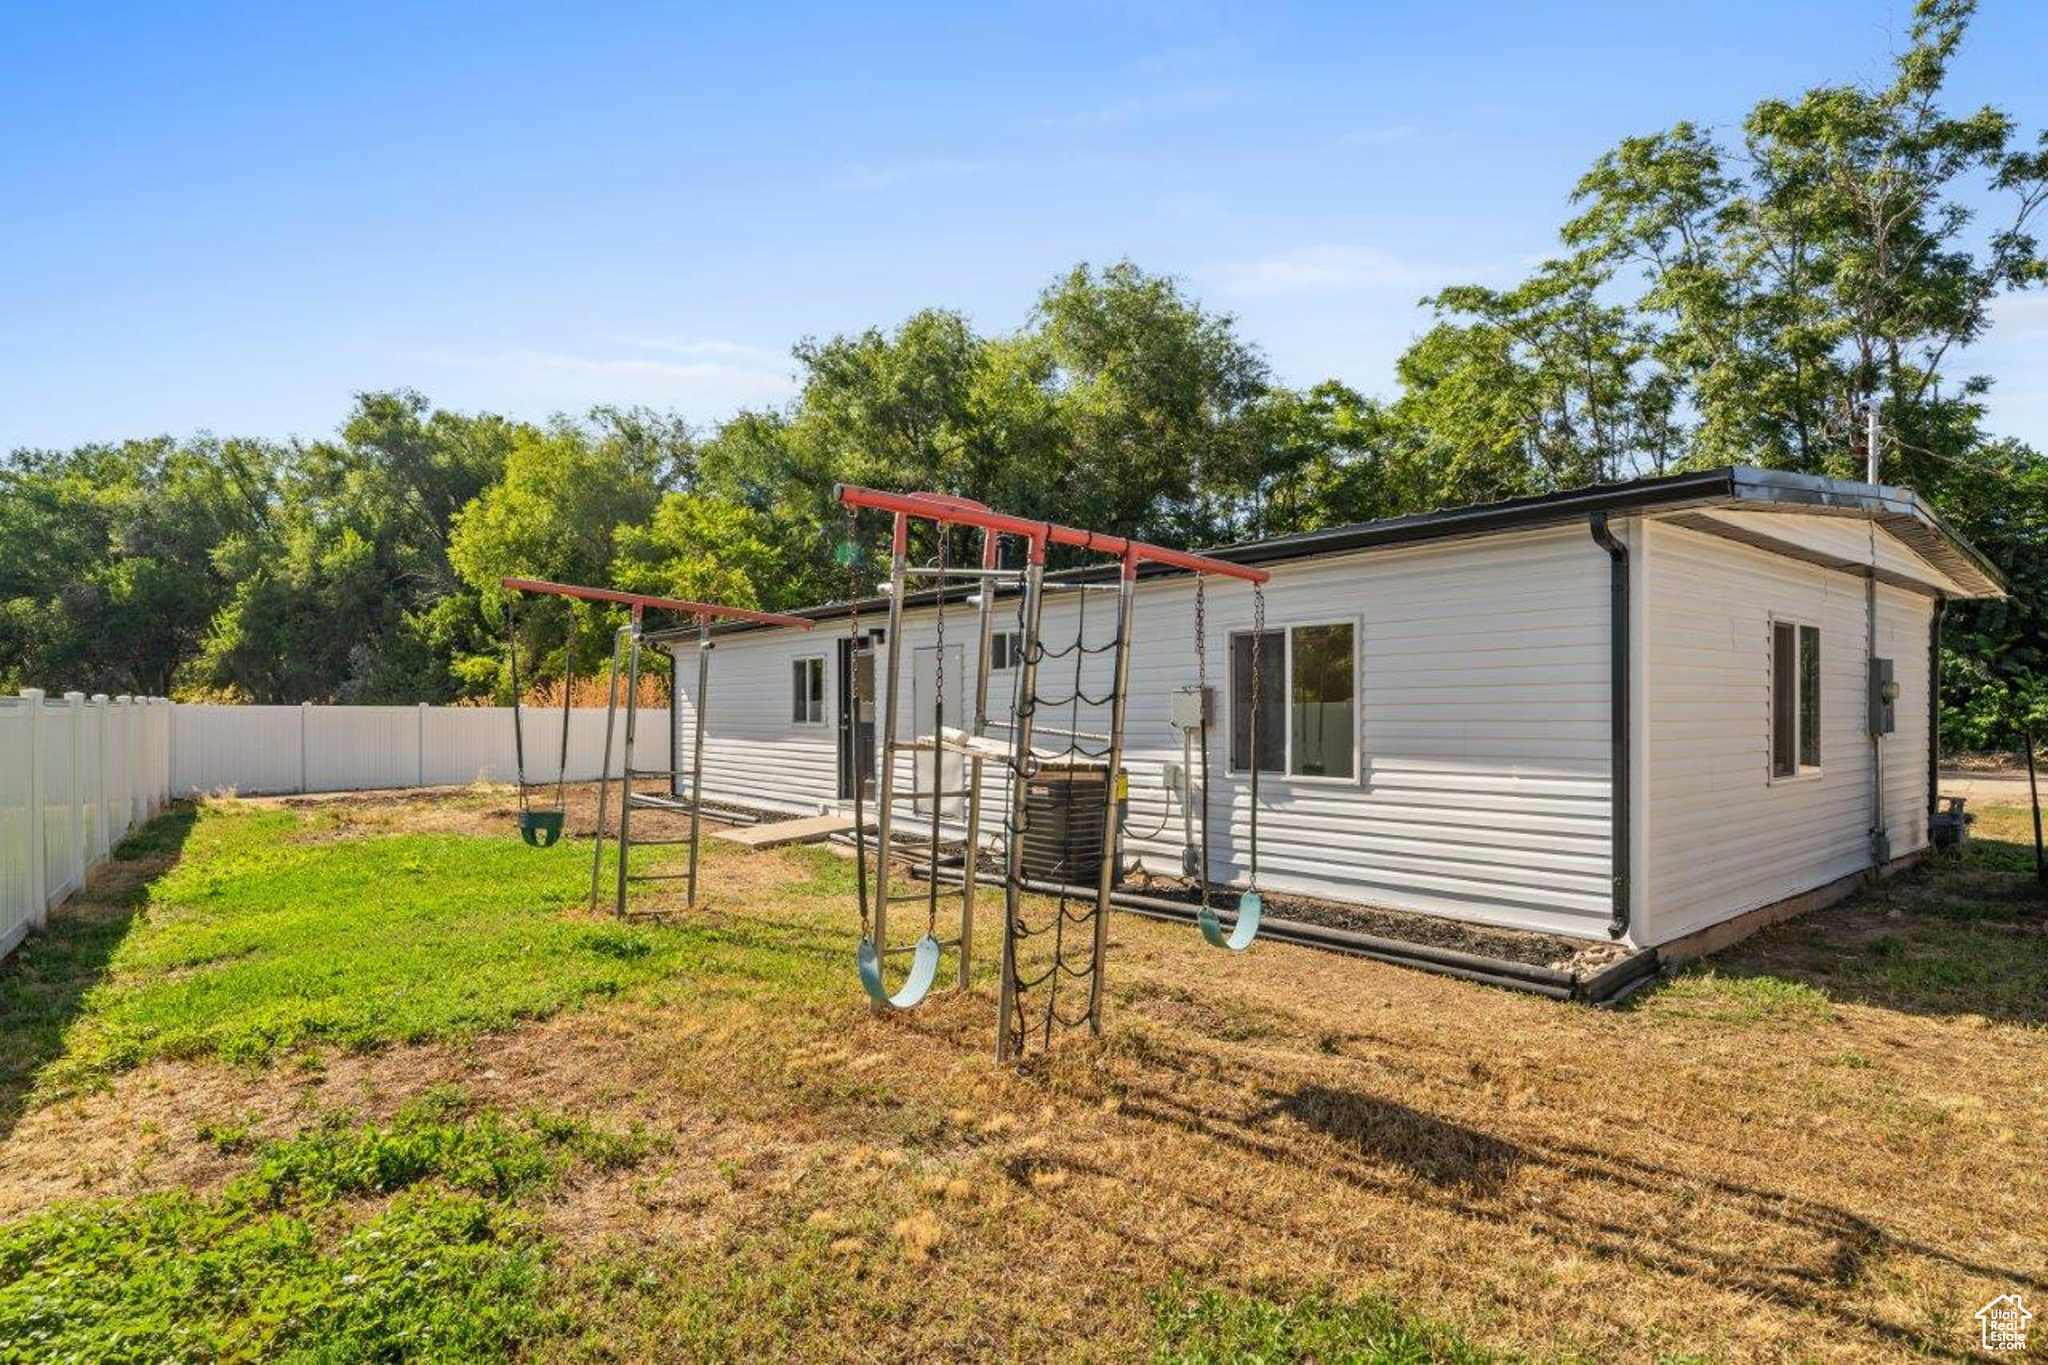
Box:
left=19, top=687, right=45, bottom=702
left=63, top=691, right=84, bottom=703
left=90, top=693, right=108, bottom=703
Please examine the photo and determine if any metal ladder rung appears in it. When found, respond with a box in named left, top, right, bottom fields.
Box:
left=623, top=836, right=698, bottom=848
left=626, top=871, right=698, bottom=882
left=626, top=767, right=680, bottom=779
left=626, top=793, right=698, bottom=812
left=886, top=888, right=961, bottom=903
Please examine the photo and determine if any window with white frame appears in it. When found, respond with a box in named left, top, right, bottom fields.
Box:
left=1770, top=621, right=1821, bottom=778
left=989, top=630, right=1026, bottom=670
left=792, top=656, right=825, bottom=725
left=1229, top=621, right=1357, bottom=779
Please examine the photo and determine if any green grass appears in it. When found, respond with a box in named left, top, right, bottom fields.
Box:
left=36, top=805, right=771, bottom=1090
left=1638, top=967, right=1837, bottom=1024
left=0, top=1093, right=656, bottom=1363
left=1149, top=1279, right=1495, bottom=1364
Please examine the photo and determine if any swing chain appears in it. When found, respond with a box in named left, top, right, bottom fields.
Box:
left=1248, top=582, right=1265, bottom=888
left=844, top=502, right=872, bottom=944
left=506, top=591, right=528, bottom=815
left=928, top=522, right=948, bottom=938
left=556, top=601, right=578, bottom=811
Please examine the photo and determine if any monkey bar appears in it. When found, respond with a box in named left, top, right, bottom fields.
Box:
left=499, top=576, right=813, bottom=917
left=832, top=486, right=1273, bottom=582
left=500, top=577, right=813, bottom=628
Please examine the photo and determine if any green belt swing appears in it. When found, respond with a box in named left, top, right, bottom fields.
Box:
left=506, top=593, right=573, bottom=848
left=1193, top=576, right=1265, bottom=952
left=857, top=933, right=944, bottom=1009
left=843, top=505, right=953, bottom=1010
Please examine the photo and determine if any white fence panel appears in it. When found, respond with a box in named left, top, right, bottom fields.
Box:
left=421, top=707, right=516, bottom=787
left=0, top=689, right=174, bottom=964
left=41, top=702, right=80, bottom=902
left=79, top=696, right=106, bottom=864
left=173, top=705, right=304, bottom=795
left=170, top=704, right=668, bottom=796
left=306, top=706, right=422, bottom=792
left=0, top=701, right=32, bottom=957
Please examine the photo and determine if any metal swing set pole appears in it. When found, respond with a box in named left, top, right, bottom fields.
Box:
left=833, top=486, right=1268, bottom=1059
left=498, top=578, right=812, bottom=918
left=960, top=527, right=1000, bottom=990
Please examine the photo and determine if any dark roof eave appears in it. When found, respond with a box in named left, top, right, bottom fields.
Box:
left=652, top=466, right=2002, bottom=642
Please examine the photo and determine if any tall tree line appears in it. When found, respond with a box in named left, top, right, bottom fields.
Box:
left=2, top=0, right=2043, bottom=746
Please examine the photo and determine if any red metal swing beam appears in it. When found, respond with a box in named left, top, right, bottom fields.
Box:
left=832, top=485, right=1272, bottom=584
left=499, top=577, right=815, bottom=629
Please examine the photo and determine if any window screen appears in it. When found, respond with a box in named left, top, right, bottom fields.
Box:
left=1771, top=622, right=1820, bottom=776
left=1798, top=624, right=1821, bottom=769
left=792, top=658, right=824, bottom=724
left=1290, top=623, right=1356, bottom=779
left=1229, top=631, right=1284, bottom=773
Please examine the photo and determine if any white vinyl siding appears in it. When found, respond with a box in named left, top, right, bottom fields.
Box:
left=1639, top=516, right=1934, bottom=946
left=672, top=633, right=842, bottom=817
left=677, top=509, right=1953, bottom=949
left=677, top=526, right=1616, bottom=940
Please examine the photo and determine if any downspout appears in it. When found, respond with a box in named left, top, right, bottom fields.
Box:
left=1928, top=597, right=1945, bottom=827
left=1866, top=528, right=1888, bottom=867
left=1588, top=512, right=1631, bottom=940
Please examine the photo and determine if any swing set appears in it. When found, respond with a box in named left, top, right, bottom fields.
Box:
left=498, top=577, right=813, bottom=914
left=835, top=485, right=1272, bottom=1062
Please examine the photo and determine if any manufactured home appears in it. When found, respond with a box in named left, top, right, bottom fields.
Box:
left=660, top=468, right=2002, bottom=954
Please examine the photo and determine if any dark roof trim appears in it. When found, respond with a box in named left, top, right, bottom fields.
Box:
left=1203, top=466, right=2003, bottom=594
left=652, top=466, right=2002, bottom=642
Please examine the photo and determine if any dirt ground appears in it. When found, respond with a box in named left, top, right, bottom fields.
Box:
left=4, top=790, right=2044, bottom=1361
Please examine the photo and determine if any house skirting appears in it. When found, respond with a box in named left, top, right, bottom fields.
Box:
left=1652, top=849, right=1929, bottom=967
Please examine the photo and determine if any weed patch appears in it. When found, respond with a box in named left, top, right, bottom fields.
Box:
left=1642, top=968, right=1837, bottom=1024
left=1149, top=1279, right=1494, bottom=1363
left=0, top=1100, right=652, bottom=1361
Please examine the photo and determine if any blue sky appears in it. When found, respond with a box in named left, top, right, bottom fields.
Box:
left=5, top=0, right=2047, bottom=453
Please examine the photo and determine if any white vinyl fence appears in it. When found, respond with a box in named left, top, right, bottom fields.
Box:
left=169, top=704, right=667, bottom=797
left=0, top=697, right=667, bottom=964
left=0, top=692, right=173, bottom=961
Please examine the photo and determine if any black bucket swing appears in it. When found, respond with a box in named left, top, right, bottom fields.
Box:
left=1194, top=576, right=1264, bottom=951
left=506, top=593, right=574, bottom=849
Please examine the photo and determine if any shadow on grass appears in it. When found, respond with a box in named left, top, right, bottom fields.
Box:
left=1073, top=1034, right=2029, bottom=1360
left=1675, top=826, right=2048, bottom=1027
left=1254, top=1085, right=1524, bottom=1196
left=0, top=805, right=196, bottom=1139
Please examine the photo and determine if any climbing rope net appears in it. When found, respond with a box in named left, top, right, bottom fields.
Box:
left=835, top=486, right=1271, bottom=1062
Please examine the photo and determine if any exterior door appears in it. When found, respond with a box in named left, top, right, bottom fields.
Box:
left=836, top=635, right=878, bottom=801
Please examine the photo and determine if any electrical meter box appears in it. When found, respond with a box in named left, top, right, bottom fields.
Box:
left=1169, top=685, right=1213, bottom=731
left=1868, top=657, right=1898, bottom=736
